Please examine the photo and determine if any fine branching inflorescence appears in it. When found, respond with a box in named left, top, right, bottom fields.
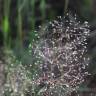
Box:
left=30, top=14, right=90, bottom=96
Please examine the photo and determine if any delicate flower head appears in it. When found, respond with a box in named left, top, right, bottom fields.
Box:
left=30, top=14, right=90, bottom=95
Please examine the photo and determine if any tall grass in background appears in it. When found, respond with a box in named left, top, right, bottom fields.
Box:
left=64, top=0, right=69, bottom=13
left=31, top=0, right=35, bottom=30
left=2, top=0, right=11, bottom=49
left=1, top=0, right=93, bottom=50
left=17, top=0, right=24, bottom=49
left=40, top=0, right=46, bottom=23
left=28, top=0, right=36, bottom=43
left=1, top=0, right=56, bottom=50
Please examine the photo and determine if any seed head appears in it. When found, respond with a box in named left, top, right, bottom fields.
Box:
left=30, top=14, right=90, bottom=95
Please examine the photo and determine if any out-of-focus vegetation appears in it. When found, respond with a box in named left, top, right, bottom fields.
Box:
left=0, top=0, right=96, bottom=96
left=0, top=0, right=96, bottom=50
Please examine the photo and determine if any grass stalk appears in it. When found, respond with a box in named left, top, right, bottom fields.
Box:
left=64, top=0, right=69, bottom=13
left=40, top=0, right=46, bottom=24
left=3, top=0, right=11, bottom=49
left=31, top=0, right=35, bottom=30
left=17, top=0, right=23, bottom=48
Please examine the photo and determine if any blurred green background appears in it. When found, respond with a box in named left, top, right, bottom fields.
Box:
left=0, top=0, right=96, bottom=50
